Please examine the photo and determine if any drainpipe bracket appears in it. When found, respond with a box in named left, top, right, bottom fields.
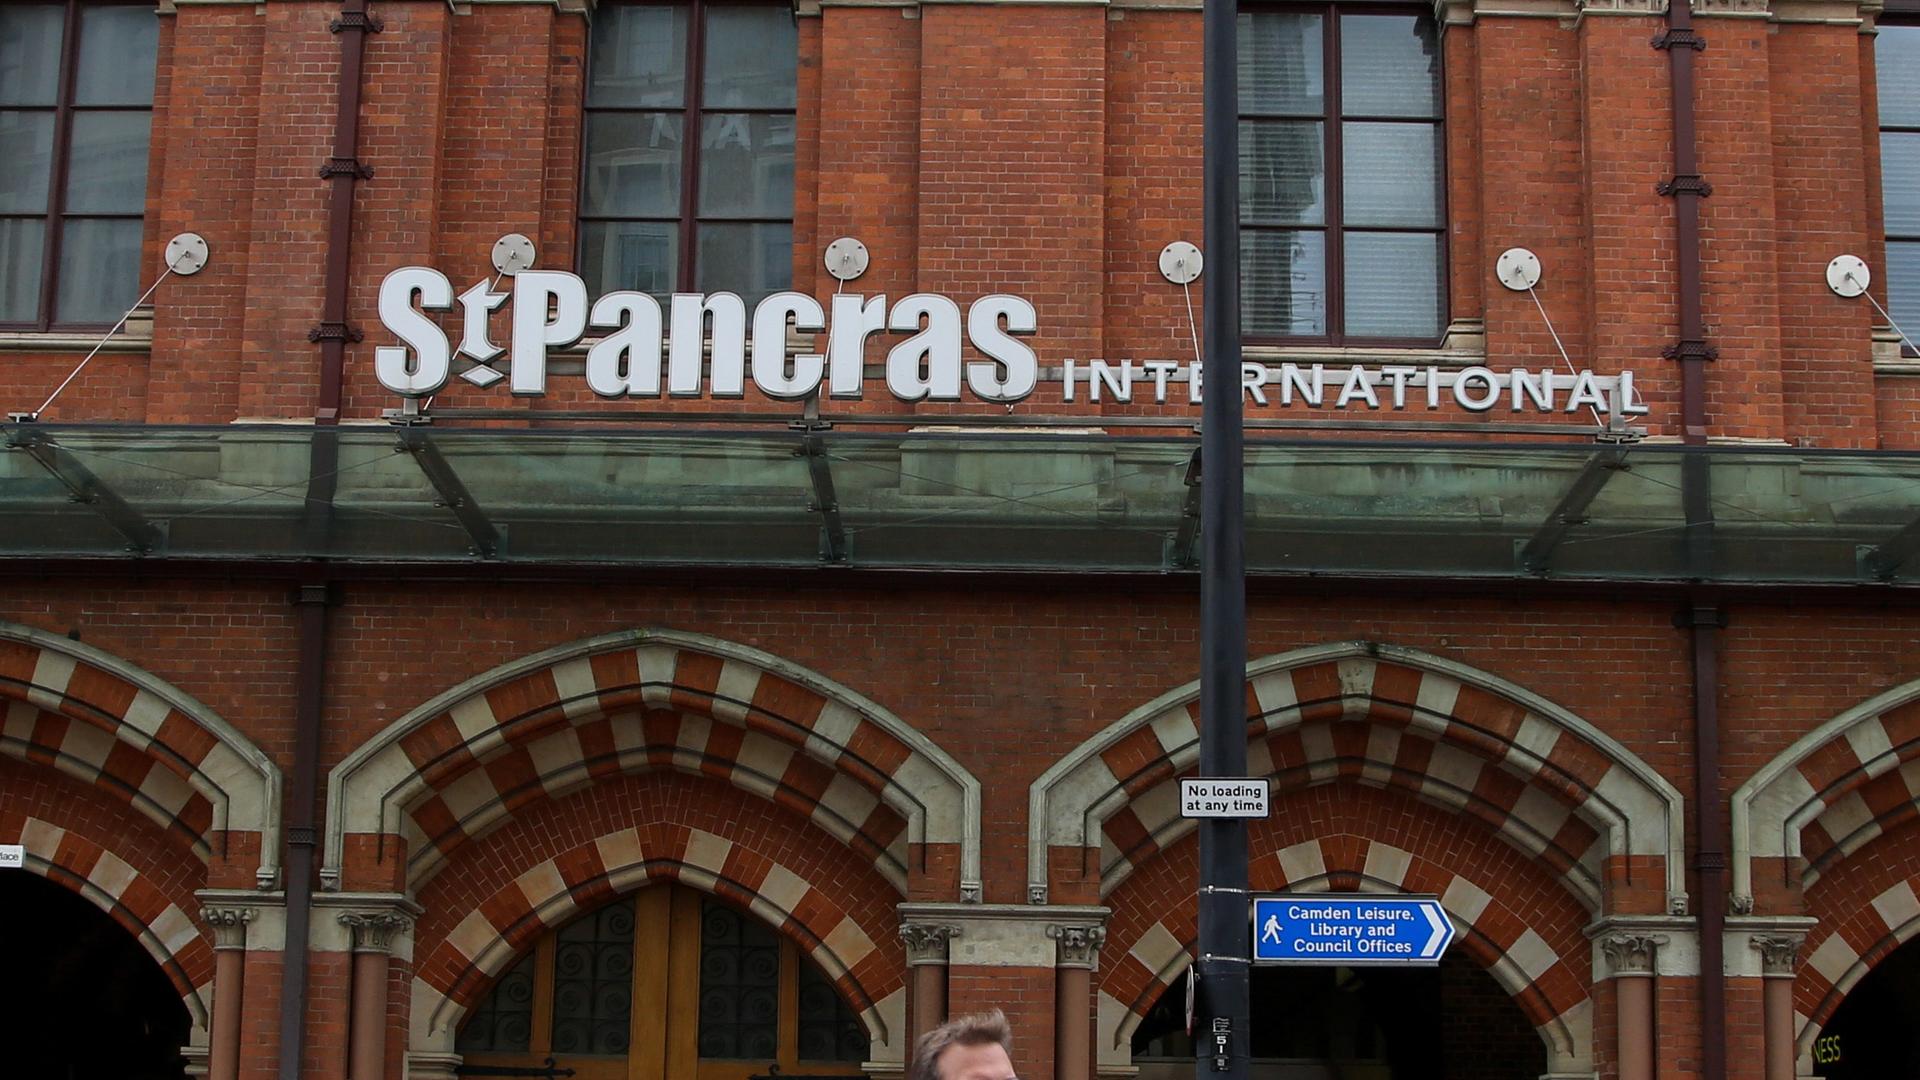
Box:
left=330, top=10, right=383, bottom=33
left=1656, top=173, right=1714, bottom=197
left=308, top=321, right=364, bottom=344
left=1662, top=339, right=1719, bottom=362
left=1651, top=26, right=1706, bottom=48
left=319, top=157, right=375, bottom=180
left=1672, top=605, right=1727, bottom=630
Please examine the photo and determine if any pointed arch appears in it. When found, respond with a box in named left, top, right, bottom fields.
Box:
left=1028, top=641, right=1685, bottom=913
left=0, top=620, right=282, bottom=885
left=408, top=816, right=908, bottom=1072
left=5, top=813, right=215, bottom=1038
left=1732, top=676, right=1920, bottom=909
left=1097, top=807, right=1595, bottom=1080
left=326, top=628, right=981, bottom=898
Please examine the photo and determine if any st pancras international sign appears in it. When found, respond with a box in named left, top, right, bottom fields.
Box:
left=372, top=267, right=1651, bottom=417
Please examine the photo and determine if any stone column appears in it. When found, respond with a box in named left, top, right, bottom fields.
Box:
left=1752, top=935, right=1803, bottom=1080
left=901, top=923, right=961, bottom=1046
left=1047, top=925, right=1104, bottom=1080
left=1600, top=934, right=1664, bottom=1080
left=201, top=906, right=255, bottom=1080
left=340, top=911, right=413, bottom=1080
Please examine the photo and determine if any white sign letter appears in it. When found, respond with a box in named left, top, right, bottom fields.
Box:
left=668, top=292, right=749, bottom=397
left=751, top=292, right=828, bottom=400
left=586, top=291, right=664, bottom=398
left=375, top=266, right=454, bottom=397
left=827, top=294, right=886, bottom=399
left=511, top=271, right=589, bottom=396
left=965, top=294, right=1038, bottom=402
left=887, top=294, right=963, bottom=401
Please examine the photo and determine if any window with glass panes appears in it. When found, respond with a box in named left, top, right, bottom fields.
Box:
left=1238, top=6, right=1445, bottom=344
left=581, top=1, right=797, bottom=308
left=1880, top=15, right=1919, bottom=354
left=0, top=2, right=157, bottom=329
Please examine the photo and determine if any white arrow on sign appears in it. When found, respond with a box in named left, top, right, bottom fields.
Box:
left=1419, top=903, right=1450, bottom=959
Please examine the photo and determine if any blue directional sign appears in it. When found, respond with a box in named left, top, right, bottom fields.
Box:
left=1251, top=895, right=1456, bottom=966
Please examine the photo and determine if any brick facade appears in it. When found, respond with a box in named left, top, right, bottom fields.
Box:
left=1, top=0, right=1917, bottom=1078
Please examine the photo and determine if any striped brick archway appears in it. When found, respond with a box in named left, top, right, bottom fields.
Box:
left=1099, top=823, right=1594, bottom=1078
left=1783, top=848, right=1920, bottom=1069
left=326, top=628, right=981, bottom=897
left=1732, top=675, right=1920, bottom=912
left=409, top=816, right=908, bottom=1069
left=0, top=620, right=282, bottom=885
left=3, top=812, right=216, bottom=1043
left=1028, top=642, right=1686, bottom=914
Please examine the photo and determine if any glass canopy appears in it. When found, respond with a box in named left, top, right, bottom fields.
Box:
left=5, top=421, right=1920, bottom=586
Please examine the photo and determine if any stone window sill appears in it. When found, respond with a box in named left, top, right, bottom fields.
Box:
left=0, top=308, right=153, bottom=353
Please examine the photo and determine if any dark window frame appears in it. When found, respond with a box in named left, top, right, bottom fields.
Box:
left=1881, top=10, right=1919, bottom=357
left=0, top=0, right=155, bottom=332
left=1240, top=0, right=1450, bottom=349
left=578, top=0, right=798, bottom=298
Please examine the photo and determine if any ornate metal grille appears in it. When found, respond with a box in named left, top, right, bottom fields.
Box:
left=456, top=954, right=537, bottom=1054
left=697, top=897, right=781, bottom=1059
left=797, top=960, right=868, bottom=1063
left=551, top=900, right=637, bottom=1055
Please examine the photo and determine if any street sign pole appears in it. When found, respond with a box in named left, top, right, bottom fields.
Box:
left=1198, top=0, right=1247, bottom=1075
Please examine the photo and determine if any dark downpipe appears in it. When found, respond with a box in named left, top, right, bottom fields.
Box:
left=1197, top=0, right=1249, bottom=1078
left=280, top=1, right=373, bottom=1076
left=1659, top=2, right=1723, bottom=1076
left=1658, top=1, right=1714, bottom=446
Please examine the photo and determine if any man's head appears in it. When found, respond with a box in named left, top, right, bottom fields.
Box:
left=907, top=1010, right=1016, bottom=1080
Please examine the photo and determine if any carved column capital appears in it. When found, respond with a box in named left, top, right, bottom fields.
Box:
left=1751, top=934, right=1803, bottom=977
left=900, top=923, right=962, bottom=965
left=1600, top=933, right=1667, bottom=977
left=338, top=911, right=413, bottom=955
left=1047, top=924, right=1106, bottom=970
left=201, top=906, right=256, bottom=951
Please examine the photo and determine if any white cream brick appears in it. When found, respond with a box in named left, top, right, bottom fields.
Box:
left=1441, top=876, right=1493, bottom=926
left=27, top=649, right=76, bottom=711
left=683, top=829, right=733, bottom=874
left=1277, top=840, right=1327, bottom=884
left=1362, top=842, right=1412, bottom=887
left=712, top=661, right=762, bottom=724
left=550, top=657, right=601, bottom=720
left=1872, top=880, right=1920, bottom=933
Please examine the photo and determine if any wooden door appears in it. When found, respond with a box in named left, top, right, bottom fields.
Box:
left=456, top=884, right=870, bottom=1080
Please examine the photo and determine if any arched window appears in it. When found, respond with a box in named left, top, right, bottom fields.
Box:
left=579, top=1, right=798, bottom=309
left=457, top=884, right=869, bottom=1080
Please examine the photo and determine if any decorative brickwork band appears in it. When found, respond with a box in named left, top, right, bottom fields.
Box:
left=1751, top=934, right=1802, bottom=977
left=1600, top=933, right=1666, bottom=977
left=202, top=906, right=255, bottom=951
left=1047, top=923, right=1105, bottom=969
left=1733, top=676, right=1920, bottom=909
left=900, top=923, right=961, bottom=966
left=1030, top=642, right=1688, bottom=916
left=339, top=910, right=412, bottom=955
left=0, top=621, right=282, bottom=887
left=325, top=629, right=981, bottom=901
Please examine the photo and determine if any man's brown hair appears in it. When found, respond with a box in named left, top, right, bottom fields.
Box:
left=907, top=1009, right=1013, bottom=1080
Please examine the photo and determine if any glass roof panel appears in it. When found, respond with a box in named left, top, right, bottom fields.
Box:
left=6, top=422, right=1920, bottom=587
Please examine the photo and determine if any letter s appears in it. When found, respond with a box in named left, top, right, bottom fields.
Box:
left=374, top=266, right=454, bottom=396
left=965, top=294, right=1038, bottom=403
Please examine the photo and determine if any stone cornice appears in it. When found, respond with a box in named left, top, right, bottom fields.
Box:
left=900, top=903, right=1108, bottom=969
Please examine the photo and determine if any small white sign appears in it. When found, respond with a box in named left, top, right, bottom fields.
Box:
left=1180, top=778, right=1270, bottom=819
left=0, top=844, right=24, bottom=870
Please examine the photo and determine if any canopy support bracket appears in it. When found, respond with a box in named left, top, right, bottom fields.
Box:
left=397, top=428, right=501, bottom=558
left=1517, top=447, right=1629, bottom=574
left=1167, top=448, right=1203, bottom=571
left=4, top=426, right=163, bottom=554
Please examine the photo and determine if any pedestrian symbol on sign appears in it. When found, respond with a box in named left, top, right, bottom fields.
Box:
left=1261, top=913, right=1281, bottom=944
